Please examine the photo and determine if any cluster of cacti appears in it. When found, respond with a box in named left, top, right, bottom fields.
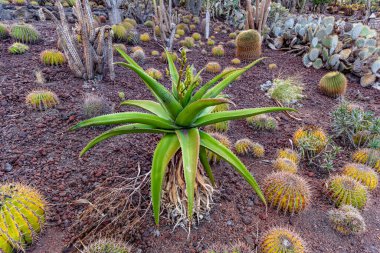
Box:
left=123, top=18, right=137, bottom=27
left=83, top=238, right=131, bottom=253
left=26, top=89, right=59, bottom=110
left=82, top=93, right=112, bottom=119
left=146, top=68, right=163, bottom=80
left=206, top=132, right=231, bottom=163
left=260, top=227, right=306, bottom=253
left=293, top=126, right=328, bottom=155
left=267, top=77, right=305, bottom=105
left=277, top=148, right=300, bottom=164
left=246, top=114, right=277, bottom=131
left=205, top=121, right=229, bottom=133
left=140, top=32, right=151, bottom=42
left=264, top=172, right=311, bottom=214
left=328, top=205, right=366, bottom=235
left=10, top=23, right=40, bottom=44
left=212, top=45, right=225, bottom=57
left=352, top=148, right=380, bottom=172
left=160, top=51, right=178, bottom=63
left=205, top=61, right=222, bottom=73
left=192, top=32, right=201, bottom=41
left=132, top=49, right=145, bottom=64
left=267, top=15, right=380, bottom=86
left=326, top=175, right=368, bottom=209
left=273, top=158, right=298, bottom=173
left=352, top=130, right=373, bottom=147
left=319, top=71, right=347, bottom=97
left=40, top=49, right=66, bottom=66
left=235, top=29, right=262, bottom=61
left=180, top=37, right=195, bottom=48
left=8, top=42, right=29, bottom=54
left=0, top=23, right=9, bottom=39
left=342, top=163, right=378, bottom=190
left=231, top=58, right=241, bottom=65
left=0, top=183, right=46, bottom=253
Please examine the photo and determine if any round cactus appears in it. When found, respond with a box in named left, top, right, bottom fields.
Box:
left=26, top=89, right=59, bottom=110
left=319, top=71, right=347, bottom=98
left=112, top=24, right=127, bottom=41
left=112, top=43, right=127, bottom=54
left=212, top=103, right=229, bottom=113
left=140, top=32, right=151, bottom=42
left=293, top=126, right=328, bottom=154
left=205, top=62, right=222, bottom=73
left=273, top=158, right=298, bottom=174
left=326, top=175, right=368, bottom=209
left=40, top=50, right=66, bottom=66
left=126, top=30, right=140, bottom=45
left=277, top=148, right=300, bottom=165
left=226, top=40, right=236, bottom=49
left=212, top=45, right=225, bottom=57
left=205, top=121, right=229, bottom=133
left=160, top=51, right=178, bottom=63
left=328, top=205, right=366, bottom=235
left=231, top=58, right=241, bottom=65
left=177, top=23, right=189, bottom=33
left=10, top=23, right=40, bottom=44
left=264, top=172, right=311, bottom=214
left=146, top=68, right=163, bottom=80
left=131, top=46, right=143, bottom=53
left=0, top=183, right=46, bottom=253
left=206, top=132, right=231, bottom=163
left=352, top=130, right=372, bottom=147
left=192, top=32, right=201, bottom=41
left=352, top=148, right=380, bottom=172
left=83, top=238, right=131, bottom=253
left=229, top=32, right=237, bottom=39
left=8, top=42, right=29, bottom=54
left=236, top=29, right=261, bottom=61
left=246, top=114, right=277, bottom=131
left=207, top=39, right=215, bottom=46
left=176, top=29, right=185, bottom=36
left=144, top=20, right=154, bottom=27
left=123, top=18, right=137, bottom=27
left=151, top=50, right=160, bottom=56
left=0, top=22, right=9, bottom=39
left=82, top=93, right=112, bottom=119
left=251, top=142, right=265, bottom=158
left=342, top=163, right=378, bottom=190
left=132, top=49, right=145, bottom=64
left=260, top=227, right=306, bottom=253
left=235, top=138, right=253, bottom=155
left=180, top=37, right=195, bottom=48
left=268, top=63, right=277, bottom=70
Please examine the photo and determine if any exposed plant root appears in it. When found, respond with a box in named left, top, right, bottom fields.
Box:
left=66, top=165, right=150, bottom=252
left=274, top=99, right=302, bottom=121
left=161, top=152, right=215, bottom=230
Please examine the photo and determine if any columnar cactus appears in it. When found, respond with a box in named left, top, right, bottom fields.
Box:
left=319, top=71, right=347, bottom=98
left=342, top=163, right=378, bottom=190
left=10, top=23, right=40, bottom=44
left=263, top=172, right=311, bottom=214
left=273, top=158, right=298, bottom=173
left=26, top=89, right=59, bottom=110
left=40, top=50, right=66, bottom=66
left=326, top=175, right=368, bottom=209
left=0, top=183, right=46, bottom=253
left=236, top=29, right=261, bottom=61
left=328, top=205, right=366, bottom=235
left=260, top=227, right=306, bottom=253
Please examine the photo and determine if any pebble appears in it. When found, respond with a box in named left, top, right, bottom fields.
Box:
left=226, top=220, right=234, bottom=226
left=4, top=163, right=12, bottom=172
left=241, top=216, right=252, bottom=225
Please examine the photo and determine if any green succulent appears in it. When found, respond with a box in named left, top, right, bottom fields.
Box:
left=8, top=42, right=29, bottom=54
left=10, top=23, right=40, bottom=44
left=0, top=22, right=9, bottom=39
left=70, top=49, right=292, bottom=225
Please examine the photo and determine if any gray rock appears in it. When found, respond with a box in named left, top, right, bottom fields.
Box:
left=4, top=163, right=12, bottom=172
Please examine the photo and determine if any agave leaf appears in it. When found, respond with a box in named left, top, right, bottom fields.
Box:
left=175, top=98, right=231, bottom=126
left=151, top=134, right=180, bottom=225
left=165, top=49, right=179, bottom=97
left=193, top=107, right=295, bottom=127
left=70, top=112, right=177, bottom=130
left=121, top=100, right=172, bottom=120
left=199, top=146, right=215, bottom=186
left=116, top=48, right=142, bottom=70
left=176, top=128, right=200, bottom=221
left=203, top=58, right=264, bottom=99
left=119, top=63, right=183, bottom=117
left=200, top=131, right=266, bottom=206
left=79, top=124, right=173, bottom=157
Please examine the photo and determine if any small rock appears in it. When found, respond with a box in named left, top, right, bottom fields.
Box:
left=241, top=216, right=252, bottom=225
left=226, top=220, right=234, bottom=226
left=4, top=163, right=12, bottom=172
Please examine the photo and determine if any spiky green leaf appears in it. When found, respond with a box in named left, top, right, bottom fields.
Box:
left=199, top=147, right=215, bottom=186
left=121, top=100, right=172, bottom=120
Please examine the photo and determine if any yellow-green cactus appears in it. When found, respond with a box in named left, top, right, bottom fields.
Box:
left=212, top=45, right=225, bottom=57
left=180, top=37, right=195, bottom=48
left=277, top=148, right=300, bottom=165
left=205, top=62, right=222, bottom=73
left=326, top=175, right=368, bottom=209
left=260, top=227, right=306, bottom=253
left=40, top=49, right=66, bottom=66
left=112, top=24, right=127, bottom=41
left=319, top=71, right=347, bottom=98
left=293, top=126, right=328, bottom=154
left=0, top=22, right=9, bottom=39
left=207, top=39, right=215, bottom=46
left=264, top=172, right=311, bottom=214
left=160, top=51, right=178, bottom=63
left=251, top=142, right=265, bottom=158
left=0, top=183, right=46, bottom=253
left=146, top=68, right=163, bottom=80
left=352, top=148, right=380, bottom=172
left=246, top=114, right=277, bottom=131
left=342, top=163, right=378, bottom=190
left=8, top=42, right=29, bottom=54
left=231, top=58, right=241, bottom=65
left=140, top=32, right=151, bottom=42
left=25, top=89, right=59, bottom=110
left=192, top=32, right=201, bottom=41
left=10, top=23, right=40, bottom=44
left=273, top=158, right=298, bottom=173
left=235, top=138, right=253, bottom=155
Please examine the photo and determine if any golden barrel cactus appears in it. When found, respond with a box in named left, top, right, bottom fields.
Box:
left=342, top=163, right=378, bottom=190
left=263, top=172, right=311, bottom=214
left=0, top=183, right=46, bottom=253
left=277, top=148, right=300, bottom=165
left=273, top=158, right=298, bottom=174
left=235, top=29, right=261, bottom=61
left=260, top=227, right=306, bottom=253
left=352, top=148, right=380, bottom=172
left=319, top=71, right=347, bottom=97
left=235, top=138, right=253, bottom=155
left=293, top=126, right=328, bottom=154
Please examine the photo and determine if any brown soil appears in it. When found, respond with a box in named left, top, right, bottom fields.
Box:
left=1, top=21, right=380, bottom=253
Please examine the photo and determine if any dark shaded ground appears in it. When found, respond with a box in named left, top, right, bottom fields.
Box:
left=1, top=21, right=380, bottom=253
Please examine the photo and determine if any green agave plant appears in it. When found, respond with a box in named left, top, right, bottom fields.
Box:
left=70, top=49, right=293, bottom=225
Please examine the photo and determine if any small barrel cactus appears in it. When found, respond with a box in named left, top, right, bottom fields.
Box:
left=328, top=205, right=366, bottom=235
left=352, top=148, right=380, bottom=172
left=26, top=89, right=59, bottom=110
left=226, top=40, right=236, bottom=49
left=83, top=238, right=131, bottom=253
left=260, top=227, right=306, bottom=253
left=326, top=175, right=368, bottom=209
left=246, top=114, right=277, bottom=131
left=207, top=39, right=215, bottom=46
left=277, top=148, right=300, bottom=165
left=40, top=49, right=66, bottom=66
left=192, top=32, right=201, bottom=41
left=236, top=29, right=261, bottom=61
left=112, top=43, right=127, bottom=54
left=8, top=42, right=29, bottom=54
left=160, top=51, right=178, bottom=63
left=0, top=22, right=9, bottom=39
left=151, top=50, right=160, bottom=56
left=251, top=142, right=265, bottom=158
left=319, top=71, right=347, bottom=98
left=176, top=29, right=185, bottom=36
left=268, top=63, right=277, bottom=70
left=180, top=37, right=195, bottom=48
left=229, top=32, right=237, bottom=39
left=131, top=46, right=143, bottom=53
left=140, top=32, right=151, bottom=42
left=132, top=49, right=145, bottom=64
left=10, top=23, right=40, bottom=44
left=235, top=138, right=253, bottom=155
left=144, top=20, right=154, bottom=27
left=0, top=183, right=46, bottom=253
left=205, top=121, right=229, bottom=133
left=212, top=45, right=225, bottom=57
left=264, top=172, right=311, bottom=214
left=293, top=126, right=328, bottom=154
left=342, top=163, right=378, bottom=190
left=123, top=18, right=137, bottom=27
left=82, top=93, right=112, bottom=119
left=205, top=62, right=222, bottom=73
left=231, top=58, right=241, bottom=65
left=112, top=24, right=127, bottom=41
left=352, top=130, right=373, bottom=147
left=206, top=132, right=231, bottom=164
left=146, top=68, right=163, bottom=80
left=126, top=30, right=140, bottom=45
left=273, top=158, right=298, bottom=174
